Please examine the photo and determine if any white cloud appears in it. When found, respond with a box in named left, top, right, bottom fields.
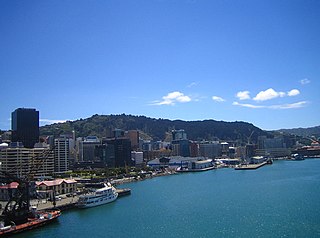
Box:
left=232, top=102, right=264, bottom=109
left=253, top=88, right=286, bottom=101
left=287, top=89, right=300, bottom=97
left=269, top=101, right=308, bottom=109
left=40, top=119, right=68, bottom=126
left=300, top=78, right=311, bottom=85
left=151, top=91, right=192, bottom=106
left=233, top=101, right=308, bottom=109
left=236, top=91, right=250, bottom=100
left=212, top=96, right=225, bottom=102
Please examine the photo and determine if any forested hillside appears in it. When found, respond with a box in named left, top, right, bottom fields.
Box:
left=40, top=114, right=269, bottom=143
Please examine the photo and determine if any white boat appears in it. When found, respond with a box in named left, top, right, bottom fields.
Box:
left=77, top=183, right=118, bottom=208
left=291, top=153, right=304, bottom=161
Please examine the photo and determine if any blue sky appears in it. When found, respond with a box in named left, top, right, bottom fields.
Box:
left=0, top=0, right=319, bottom=131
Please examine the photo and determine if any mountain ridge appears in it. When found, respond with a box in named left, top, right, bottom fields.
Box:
left=277, top=126, right=320, bottom=138
left=40, top=114, right=269, bottom=143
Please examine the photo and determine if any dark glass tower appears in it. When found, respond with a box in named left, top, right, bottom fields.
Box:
left=11, top=108, right=39, bottom=148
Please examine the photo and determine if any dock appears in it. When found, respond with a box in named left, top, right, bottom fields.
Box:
left=24, top=188, right=132, bottom=212
left=116, top=188, right=131, bottom=197
left=235, top=162, right=268, bottom=170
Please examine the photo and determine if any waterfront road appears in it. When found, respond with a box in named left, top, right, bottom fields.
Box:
left=0, top=196, right=79, bottom=212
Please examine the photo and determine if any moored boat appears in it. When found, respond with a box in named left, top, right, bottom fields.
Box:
left=0, top=209, right=61, bottom=236
left=77, top=183, right=118, bottom=208
left=291, top=153, right=304, bottom=160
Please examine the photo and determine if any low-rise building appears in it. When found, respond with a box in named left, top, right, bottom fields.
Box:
left=36, top=179, right=77, bottom=199
left=187, top=159, right=213, bottom=170
left=147, top=156, right=207, bottom=169
left=0, top=182, right=19, bottom=201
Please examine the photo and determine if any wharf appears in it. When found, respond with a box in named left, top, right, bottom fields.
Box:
left=235, top=162, right=267, bottom=170
left=20, top=188, right=132, bottom=212
left=116, top=188, right=131, bottom=197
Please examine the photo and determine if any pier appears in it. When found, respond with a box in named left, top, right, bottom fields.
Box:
left=116, top=188, right=131, bottom=197
left=0, top=188, right=132, bottom=212
left=234, top=162, right=268, bottom=170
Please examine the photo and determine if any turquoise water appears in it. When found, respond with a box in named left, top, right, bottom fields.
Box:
left=15, top=159, right=320, bottom=238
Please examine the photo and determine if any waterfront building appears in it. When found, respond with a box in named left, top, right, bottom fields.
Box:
left=187, top=159, right=213, bottom=170
left=0, top=182, right=37, bottom=201
left=199, top=141, right=221, bottom=159
left=255, top=148, right=291, bottom=157
left=0, top=145, right=54, bottom=179
left=147, top=156, right=206, bottom=169
left=36, top=179, right=77, bottom=199
left=11, top=108, right=39, bottom=148
left=0, top=182, right=18, bottom=201
left=217, top=158, right=241, bottom=166
left=256, top=136, right=291, bottom=157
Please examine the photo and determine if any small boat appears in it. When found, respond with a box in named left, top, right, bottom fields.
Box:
left=77, top=183, right=118, bottom=208
left=291, top=153, right=304, bottom=160
left=0, top=209, right=61, bottom=236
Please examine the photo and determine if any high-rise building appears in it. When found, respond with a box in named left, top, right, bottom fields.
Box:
left=105, top=138, right=132, bottom=167
left=0, top=145, right=54, bottom=179
left=171, top=139, right=190, bottom=157
left=189, top=142, right=199, bottom=157
left=125, top=130, right=140, bottom=150
left=199, top=141, right=221, bottom=158
left=172, top=129, right=187, bottom=141
left=11, top=108, right=39, bottom=148
left=54, top=135, right=70, bottom=172
left=79, top=136, right=101, bottom=162
left=94, top=144, right=115, bottom=167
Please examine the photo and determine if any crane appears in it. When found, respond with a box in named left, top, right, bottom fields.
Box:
left=0, top=145, right=55, bottom=226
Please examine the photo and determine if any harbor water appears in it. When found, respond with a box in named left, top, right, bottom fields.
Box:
left=15, top=159, right=320, bottom=238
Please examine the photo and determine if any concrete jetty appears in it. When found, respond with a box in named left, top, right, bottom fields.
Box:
left=234, top=162, right=268, bottom=170
left=27, top=188, right=132, bottom=211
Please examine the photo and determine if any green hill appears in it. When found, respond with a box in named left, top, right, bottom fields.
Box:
left=40, top=114, right=269, bottom=143
left=278, top=126, right=320, bottom=138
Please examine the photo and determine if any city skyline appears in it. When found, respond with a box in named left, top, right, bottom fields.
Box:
left=1, top=0, right=319, bottom=131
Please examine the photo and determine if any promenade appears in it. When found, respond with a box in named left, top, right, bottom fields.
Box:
left=0, top=188, right=130, bottom=213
